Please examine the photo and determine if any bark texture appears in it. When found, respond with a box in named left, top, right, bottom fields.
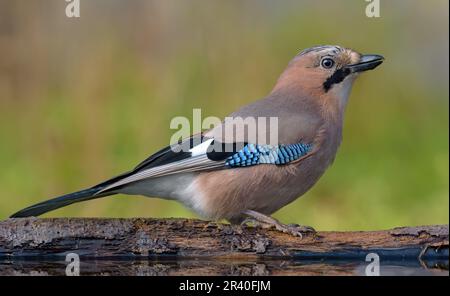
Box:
left=0, top=218, right=447, bottom=261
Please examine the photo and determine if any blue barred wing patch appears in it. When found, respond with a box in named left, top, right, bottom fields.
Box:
left=225, top=143, right=312, bottom=168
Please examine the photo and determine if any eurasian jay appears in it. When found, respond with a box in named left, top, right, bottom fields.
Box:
left=11, top=45, right=383, bottom=236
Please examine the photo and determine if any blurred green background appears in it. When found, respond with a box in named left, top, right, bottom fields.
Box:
left=0, top=0, right=448, bottom=230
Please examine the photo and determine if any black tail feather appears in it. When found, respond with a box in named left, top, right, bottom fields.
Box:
left=10, top=187, right=114, bottom=218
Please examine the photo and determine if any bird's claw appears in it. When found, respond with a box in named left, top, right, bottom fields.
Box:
left=274, top=223, right=316, bottom=238
left=241, top=217, right=269, bottom=229
left=241, top=218, right=315, bottom=238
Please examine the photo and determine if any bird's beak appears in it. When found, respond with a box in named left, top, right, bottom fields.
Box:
left=345, top=54, right=384, bottom=73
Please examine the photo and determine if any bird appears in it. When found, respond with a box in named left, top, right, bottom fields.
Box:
left=11, top=45, right=383, bottom=237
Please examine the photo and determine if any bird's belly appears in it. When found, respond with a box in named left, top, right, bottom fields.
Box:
left=192, top=155, right=330, bottom=221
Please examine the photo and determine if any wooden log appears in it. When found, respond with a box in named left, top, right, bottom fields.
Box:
left=0, top=218, right=447, bottom=275
left=0, top=218, right=447, bottom=259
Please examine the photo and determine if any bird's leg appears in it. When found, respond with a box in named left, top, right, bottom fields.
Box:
left=241, top=210, right=315, bottom=238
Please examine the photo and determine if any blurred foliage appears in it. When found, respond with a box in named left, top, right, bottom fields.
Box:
left=0, top=0, right=448, bottom=230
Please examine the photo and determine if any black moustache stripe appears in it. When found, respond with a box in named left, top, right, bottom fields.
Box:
left=323, top=68, right=351, bottom=92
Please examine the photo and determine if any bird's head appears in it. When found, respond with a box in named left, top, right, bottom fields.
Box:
left=272, top=45, right=384, bottom=116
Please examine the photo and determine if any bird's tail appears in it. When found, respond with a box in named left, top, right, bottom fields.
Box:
left=10, top=186, right=114, bottom=218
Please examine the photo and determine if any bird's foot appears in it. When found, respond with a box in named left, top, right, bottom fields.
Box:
left=274, top=223, right=315, bottom=238
left=241, top=210, right=315, bottom=238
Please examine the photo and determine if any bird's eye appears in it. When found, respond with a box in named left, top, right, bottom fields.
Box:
left=321, top=58, right=335, bottom=69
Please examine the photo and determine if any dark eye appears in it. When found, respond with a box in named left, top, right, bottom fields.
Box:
left=321, top=58, right=335, bottom=69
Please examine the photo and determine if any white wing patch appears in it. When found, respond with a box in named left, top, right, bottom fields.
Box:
left=189, top=138, right=214, bottom=156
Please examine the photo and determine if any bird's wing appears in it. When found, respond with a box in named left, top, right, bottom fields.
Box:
left=95, top=135, right=241, bottom=194
left=95, top=134, right=313, bottom=195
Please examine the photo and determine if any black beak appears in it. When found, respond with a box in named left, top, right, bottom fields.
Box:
left=345, top=54, right=384, bottom=73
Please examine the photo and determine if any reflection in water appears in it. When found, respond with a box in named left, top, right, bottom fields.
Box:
left=1, top=259, right=448, bottom=276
